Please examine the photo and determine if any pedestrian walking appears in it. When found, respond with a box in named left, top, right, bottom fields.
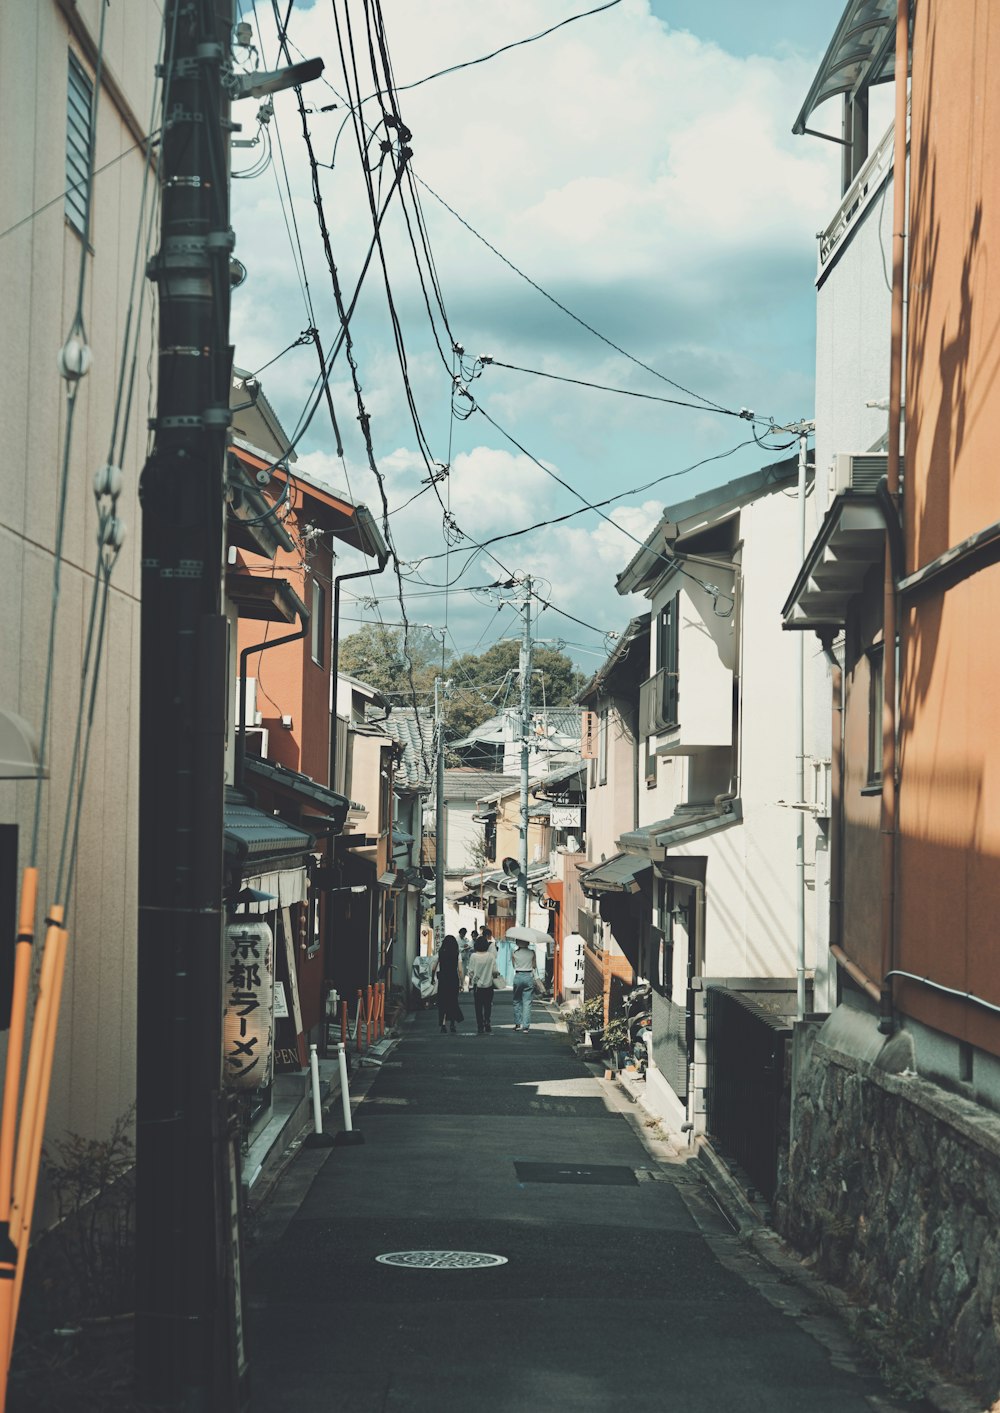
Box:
left=458, top=927, right=472, bottom=990
left=466, top=930, right=498, bottom=1034
left=511, top=939, right=538, bottom=1031
left=432, top=934, right=464, bottom=1034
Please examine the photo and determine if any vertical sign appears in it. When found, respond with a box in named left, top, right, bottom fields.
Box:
left=223, top=921, right=274, bottom=1089
left=581, top=711, right=598, bottom=760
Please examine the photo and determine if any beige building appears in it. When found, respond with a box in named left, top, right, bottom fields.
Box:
left=0, top=1, right=161, bottom=1142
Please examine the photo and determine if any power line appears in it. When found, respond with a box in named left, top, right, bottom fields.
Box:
left=481, top=359, right=762, bottom=421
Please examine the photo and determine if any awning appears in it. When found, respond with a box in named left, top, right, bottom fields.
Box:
left=224, top=793, right=316, bottom=867
left=792, top=0, right=901, bottom=137
left=579, top=853, right=650, bottom=897
left=378, top=871, right=401, bottom=890
left=781, top=492, right=885, bottom=631
left=245, top=757, right=350, bottom=834
left=619, top=799, right=743, bottom=859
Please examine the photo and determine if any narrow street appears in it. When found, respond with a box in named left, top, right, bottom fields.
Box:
left=248, top=998, right=925, bottom=1413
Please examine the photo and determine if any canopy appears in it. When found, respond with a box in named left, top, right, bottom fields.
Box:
left=504, top=926, right=551, bottom=946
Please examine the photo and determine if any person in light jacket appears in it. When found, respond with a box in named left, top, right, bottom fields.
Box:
left=466, top=930, right=497, bottom=1034
left=510, top=940, right=538, bottom=1032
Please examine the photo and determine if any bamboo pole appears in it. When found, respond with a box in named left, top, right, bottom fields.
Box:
left=0, top=871, right=39, bottom=1405
left=5, top=908, right=67, bottom=1372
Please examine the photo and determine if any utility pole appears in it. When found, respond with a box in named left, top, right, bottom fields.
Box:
left=516, top=577, right=533, bottom=927
left=136, top=1, right=237, bottom=1405
left=434, top=677, right=447, bottom=947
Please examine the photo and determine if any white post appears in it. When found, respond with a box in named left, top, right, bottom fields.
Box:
left=338, top=1042, right=352, bottom=1132
left=333, top=1041, right=365, bottom=1146
left=303, top=1042, right=335, bottom=1148
left=309, top=1043, right=323, bottom=1133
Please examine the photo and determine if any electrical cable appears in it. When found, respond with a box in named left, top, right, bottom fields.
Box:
left=482, top=359, right=764, bottom=421
left=30, top=0, right=111, bottom=865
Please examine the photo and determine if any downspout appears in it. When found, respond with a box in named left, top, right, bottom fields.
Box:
left=879, top=0, right=909, bottom=1035
left=819, top=634, right=844, bottom=987
left=795, top=429, right=809, bottom=1021
left=236, top=602, right=310, bottom=792
left=329, top=552, right=389, bottom=792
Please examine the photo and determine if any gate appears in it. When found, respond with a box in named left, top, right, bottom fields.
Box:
left=704, top=987, right=791, bottom=1201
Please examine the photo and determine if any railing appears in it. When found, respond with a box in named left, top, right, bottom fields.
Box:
left=818, top=103, right=909, bottom=273
left=651, top=990, right=688, bottom=1100
left=639, top=668, right=678, bottom=738
left=704, top=988, right=791, bottom=1202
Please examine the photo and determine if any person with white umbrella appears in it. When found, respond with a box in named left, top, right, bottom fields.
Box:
left=506, top=925, right=549, bottom=1032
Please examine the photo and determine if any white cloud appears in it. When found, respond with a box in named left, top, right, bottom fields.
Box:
left=230, top=1, right=836, bottom=663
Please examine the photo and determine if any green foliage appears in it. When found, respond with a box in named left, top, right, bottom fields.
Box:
left=445, top=639, right=585, bottom=742
left=602, top=1017, right=631, bottom=1053
left=581, top=995, right=605, bottom=1029
left=338, top=624, right=445, bottom=703
left=338, top=625, right=585, bottom=747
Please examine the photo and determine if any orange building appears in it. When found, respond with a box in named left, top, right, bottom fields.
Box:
left=781, top=2, right=1000, bottom=1397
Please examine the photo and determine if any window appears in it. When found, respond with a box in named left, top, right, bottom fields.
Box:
left=310, top=577, right=326, bottom=666
left=656, top=595, right=679, bottom=729
left=66, top=52, right=93, bottom=236
left=597, top=707, right=608, bottom=786
left=866, top=644, right=883, bottom=789
left=644, top=735, right=657, bottom=788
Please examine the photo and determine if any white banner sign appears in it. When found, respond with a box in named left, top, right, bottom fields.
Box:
left=550, top=806, right=581, bottom=829
left=223, top=920, right=274, bottom=1090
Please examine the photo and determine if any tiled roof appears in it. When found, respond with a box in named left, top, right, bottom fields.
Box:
left=378, top=707, right=435, bottom=791
left=450, top=707, right=583, bottom=751
left=443, top=768, right=518, bottom=802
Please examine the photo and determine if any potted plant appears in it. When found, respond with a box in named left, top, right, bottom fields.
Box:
left=601, top=1017, right=631, bottom=1068
left=581, top=995, right=605, bottom=1048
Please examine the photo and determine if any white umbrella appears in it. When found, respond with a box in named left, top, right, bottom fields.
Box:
left=504, top=926, right=552, bottom=946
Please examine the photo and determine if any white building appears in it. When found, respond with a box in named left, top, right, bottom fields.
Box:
left=613, top=462, right=826, bottom=1134
left=0, top=0, right=161, bottom=1143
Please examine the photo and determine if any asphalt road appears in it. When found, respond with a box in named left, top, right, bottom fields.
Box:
left=247, top=995, right=923, bottom=1412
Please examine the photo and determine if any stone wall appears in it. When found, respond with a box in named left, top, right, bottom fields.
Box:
left=777, top=1023, right=1000, bottom=1402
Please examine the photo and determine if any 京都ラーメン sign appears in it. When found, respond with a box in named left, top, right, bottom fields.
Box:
left=223, top=920, right=274, bottom=1089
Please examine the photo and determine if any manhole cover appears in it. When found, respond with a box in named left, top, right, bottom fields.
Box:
left=514, top=1161, right=638, bottom=1187
left=375, top=1251, right=508, bottom=1270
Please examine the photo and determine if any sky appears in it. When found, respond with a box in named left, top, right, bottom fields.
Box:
left=230, top=1, right=852, bottom=675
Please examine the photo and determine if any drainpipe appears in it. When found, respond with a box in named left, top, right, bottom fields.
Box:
left=236, top=599, right=310, bottom=792
left=329, top=553, right=388, bottom=791
left=795, top=427, right=811, bottom=1021
left=879, top=0, right=909, bottom=1035
left=819, top=633, right=844, bottom=993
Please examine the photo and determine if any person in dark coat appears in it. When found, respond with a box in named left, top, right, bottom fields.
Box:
left=432, top=934, right=464, bottom=1034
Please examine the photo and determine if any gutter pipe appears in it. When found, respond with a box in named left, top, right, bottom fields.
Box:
left=795, top=429, right=809, bottom=1021
left=236, top=594, right=309, bottom=792
left=879, top=0, right=909, bottom=1036
left=328, top=553, right=389, bottom=793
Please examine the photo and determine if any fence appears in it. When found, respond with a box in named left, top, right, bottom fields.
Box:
left=704, top=987, right=791, bottom=1202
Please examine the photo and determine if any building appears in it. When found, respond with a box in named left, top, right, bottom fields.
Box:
left=610, top=460, right=825, bottom=1156
left=780, top=2, right=1000, bottom=1397
left=0, top=0, right=161, bottom=1145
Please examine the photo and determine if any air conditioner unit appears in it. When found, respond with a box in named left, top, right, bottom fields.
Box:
left=242, top=677, right=263, bottom=728
left=244, top=726, right=269, bottom=759
left=831, top=452, right=904, bottom=496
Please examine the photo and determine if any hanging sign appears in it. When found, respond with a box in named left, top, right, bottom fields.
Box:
left=223, top=920, right=274, bottom=1090
left=581, top=711, right=598, bottom=760
left=550, top=806, right=581, bottom=829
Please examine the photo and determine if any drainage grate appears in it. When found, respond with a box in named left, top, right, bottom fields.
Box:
left=514, top=1161, right=638, bottom=1187
left=375, top=1250, right=508, bottom=1270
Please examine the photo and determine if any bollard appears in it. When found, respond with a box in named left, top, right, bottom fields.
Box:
left=303, top=1043, right=335, bottom=1148
left=356, top=990, right=363, bottom=1052
left=376, top=982, right=384, bottom=1040
left=365, top=985, right=374, bottom=1046
left=333, top=1042, right=364, bottom=1146
left=340, top=998, right=348, bottom=1048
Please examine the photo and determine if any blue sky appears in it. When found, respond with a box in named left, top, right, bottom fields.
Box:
left=231, top=2, right=848, bottom=670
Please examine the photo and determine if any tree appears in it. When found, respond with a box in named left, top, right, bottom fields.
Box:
left=444, top=640, right=585, bottom=742
left=338, top=624, right=445, bottom=704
